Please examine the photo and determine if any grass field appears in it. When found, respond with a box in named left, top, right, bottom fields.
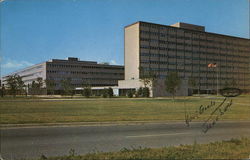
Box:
left=0, top=95, right=249, bottom=124
left=33, top=137, right=250, bottom=160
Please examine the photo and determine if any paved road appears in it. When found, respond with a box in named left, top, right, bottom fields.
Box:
left=1, top=121, right=250, bottom=160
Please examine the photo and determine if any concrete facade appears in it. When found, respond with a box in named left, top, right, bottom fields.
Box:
left=2, top=63, right=46, bottom=87
left=46, top=57, right=124, bottom=90
left=119, top=21, right=250, bottom=96
left=2, top=57, right=124, bottom=93
left=124, top=22, right=140, bottom=80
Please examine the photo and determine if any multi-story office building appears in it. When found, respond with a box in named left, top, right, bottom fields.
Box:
left=2, top=57, right=124, bottom=93
left=3, top=22, right=249, bottom=97
left=118, top=21, right=250, bottom=96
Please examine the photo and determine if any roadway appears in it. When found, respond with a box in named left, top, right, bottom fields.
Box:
left=1, top=121, right=250, bottom=160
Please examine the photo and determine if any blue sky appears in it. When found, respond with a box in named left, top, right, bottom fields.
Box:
left=0, top=0, right=249, bottom=76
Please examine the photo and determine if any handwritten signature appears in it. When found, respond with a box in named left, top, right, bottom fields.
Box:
left=202, top=98, right=233, bottom=133
left=185, top=98, right=233, bottom=133
left=185, top=100, right=216, bottom=127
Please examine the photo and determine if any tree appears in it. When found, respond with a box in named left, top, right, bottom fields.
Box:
left=139, top=67, right=157, bottom=88
left=138, top=67, right=157, bottom=98
left=135, top=87, right=150, bottom=97
left=5, top=75, right=25, bottom=97
left=30, top=80, right=37, bottom=96
left=30, top=77, right=44, bottom=95
left=36, top=77, right=43, bottom=89
left=5, top=74, right=19, bottom=97
left=188, top=77, right=197, bottom=94
left=127, top=90, right=133, bottom=98
left=31, top=81, right=38, bottom=89
left=107, top=87, right=113, bottom=98
left=165, top=72, right=181, bottom=99
left=61, top=78, right=73, bottom=96
left=16, top=75, right=25, bottom=95
left=82, top=86, right=91, bottom=98
left=1, top=84, right=5, bottom=97
left=102, top=88, right=109, bottom=98
left=81, top=80, right=92, bottom=98
left=136, top=87, right=143, bottom=97
left=45, top=79, right=56, bottom=95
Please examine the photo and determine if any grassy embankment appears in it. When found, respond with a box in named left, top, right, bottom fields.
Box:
left=32, top=137, right=250, bottom=160
left=0, top=95, right=249, bottom=124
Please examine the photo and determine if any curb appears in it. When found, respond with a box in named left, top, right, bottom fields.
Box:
left=0, top=120, right=185, bottom=129
left=1, top=120, right=250, bottom=129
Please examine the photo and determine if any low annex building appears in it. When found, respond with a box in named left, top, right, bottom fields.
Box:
left=2, top=57, right=124, bottom=94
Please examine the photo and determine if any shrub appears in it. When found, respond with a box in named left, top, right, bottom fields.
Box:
left=107, top=87, right=113, bottom=98
left=142, top=87, right=150, bottom=97
left=127, top=90, right=133, bottom=98
left=136, top=87, right=143, bottom=97
left=136, top=87, right=149, bottom=97
left=102, top=88, right=108, bottom=98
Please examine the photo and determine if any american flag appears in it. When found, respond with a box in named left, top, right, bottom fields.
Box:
left=208, top=63, right=217, bottom=68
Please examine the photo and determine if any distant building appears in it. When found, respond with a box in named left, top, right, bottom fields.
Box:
left=118, top=21, right=250, bottom=96
left=2, top=57, right=124, bottom=94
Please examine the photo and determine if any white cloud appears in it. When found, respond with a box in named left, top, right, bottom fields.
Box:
left=2, top=59, right=34, bottom=69
left=110, top=60, right=118, bottom=65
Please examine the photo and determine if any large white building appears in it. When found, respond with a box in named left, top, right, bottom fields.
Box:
left=118, top=21, right=250, bottom=97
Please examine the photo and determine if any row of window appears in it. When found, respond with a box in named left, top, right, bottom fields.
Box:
left=140, top=75, right=250, bottom=84
left=81, top=78, right=121, bottom=81
left=140, top=52, right=249, bottom=61
left=47, top=64, right=124, bottom=70
left=139, top=29, right=249, bottom=48
left=56, top=83, right=117, bottom=87
left=140, top=38, right=249, bottom=53
left=140, top=53, right=249, bottom=64
left=51, top=77, right=120, bottom=81
left=161, top=75, right=250, bottom=82
left=47, top=70, right=124, bottom=76
left=140, top=45, right=249, bottom=55
left=199, top=83, right=249, bottom=87
left=141, top=67, right=250, bottom=75
left=140, top=61, right=248, bottom=69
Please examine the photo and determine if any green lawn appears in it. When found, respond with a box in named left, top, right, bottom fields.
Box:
left=0, top=95, right=249, bottom=124
left=33, top=137, right=250, bottom=160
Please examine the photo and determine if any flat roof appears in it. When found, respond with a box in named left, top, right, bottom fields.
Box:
left=48, top=57, right=124, bottom=67
left=2, top=58, right=124, bottom=78
left=170, top=22, right=205, bottom=32
left=126, top=21, right=250, bottom=41
left=2, top=62, right=46, bottom=78
left=50, top=59, right=97, bottom=64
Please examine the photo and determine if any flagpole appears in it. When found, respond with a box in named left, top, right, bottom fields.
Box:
left=208, top=63, right=219, bottom=96
left=217, top=65, right=219, bottom=96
